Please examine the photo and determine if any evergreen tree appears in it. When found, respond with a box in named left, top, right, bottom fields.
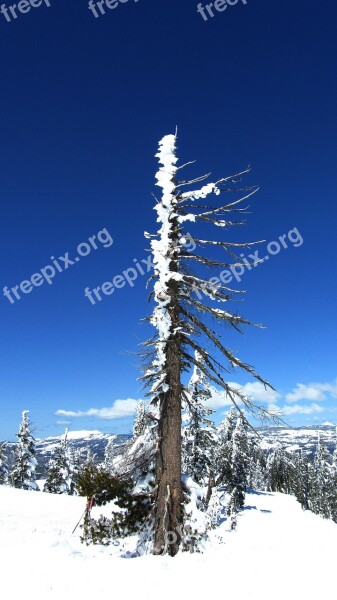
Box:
left=332, top=435, right=337, bottom=476
left=182, top=351, right=216, bottom=485
left=266, top=446, right=293, bottom=494
left=113, top=405, right=157, bottom=492
left=310, top=435, right=332, bottom=519
left=140, top=132, right=273, bottom=554
left=68, top=445, right=82, bottom=488
left=10, top=410, right=39, bottom=491
left=293, top=451, right=310, bottom=510
left=216, top=407, right=238, bottom=486
left=330, top=432, right=337, bottom=523
left=0, top=443, right=9, bottom=484
left=205, top=488, right=223, bottom=529
left=76, top=448, right=97, bottom=497
left=44, top=429, right=76, bottom=495
left=227, top=413, right=250, bottom=528
left=103, top=437, right=116, bottom=472
left=247, top=436, right=268, bottom=491
left=133, top=401, right=147, bottom=439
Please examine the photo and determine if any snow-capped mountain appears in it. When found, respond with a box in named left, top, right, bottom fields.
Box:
left=3, top=430, right=131, bottom=478
left=257, top=423, right=336, bottom=456
left=2, top=423, right=336, bottom=478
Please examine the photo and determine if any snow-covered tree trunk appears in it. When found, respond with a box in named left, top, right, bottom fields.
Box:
left=142, top=131, right=274, bottom=555
left=150, top=135, right=182, bottom=555
left=153, top=334, right=182, bottom=555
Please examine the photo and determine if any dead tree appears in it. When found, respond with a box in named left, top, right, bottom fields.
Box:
left=141, top=132, right=274, bottom=556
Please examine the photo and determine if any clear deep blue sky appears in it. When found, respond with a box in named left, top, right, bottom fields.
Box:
left=1, top=0, right=336, bottom=439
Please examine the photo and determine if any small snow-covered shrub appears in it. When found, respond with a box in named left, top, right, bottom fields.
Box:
left=206, top=488, right=223, bottom=529
left=82, top=515, right=114, bottom=546
left=78, top=464, right=152, bottom=545
left=180, top=477, right=210, bottom=553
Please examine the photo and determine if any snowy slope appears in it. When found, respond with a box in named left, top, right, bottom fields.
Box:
left=0, top=485, right=335, bottom=600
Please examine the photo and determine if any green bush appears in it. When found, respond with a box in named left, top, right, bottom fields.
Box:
left=77, top=464, right=152, bottom=545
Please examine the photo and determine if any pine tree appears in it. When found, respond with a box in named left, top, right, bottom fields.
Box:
left=227, top=413, right=250, bottom=528
left=293, top=451, right=310, bottom=510
left=44, top=429, right=75, bottom=495
left=103, top=437, right=116, bottom=472
left=182, top=351, right=216, bottom=485
left=10, top=410, right=39, bottom=491
left=247, top=436, right=267, bottom=491
left=141, top=132, right=273, bottom=555
left=205, top=488, right=223, bottom=529
left=0, top=443, right=9, bottom=484
left=113, top=405, right=157, bottom=494
left=68, top=445, right=82, bottom=489
left=310, top=435, right=332, bottom=519
left=266, top=446, right=293, bottom=494
left=76, top=448, right=98, bottom=497
left=332, top=433, right=337, bottom=475
left=216, top=407, right=238, bottom=486
left=133, top=401, right=147, bottom=439
left=330, top=431, right=337, bottom=522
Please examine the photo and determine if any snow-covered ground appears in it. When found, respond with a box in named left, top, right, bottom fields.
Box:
left=0, top=485, right=335, bottom=600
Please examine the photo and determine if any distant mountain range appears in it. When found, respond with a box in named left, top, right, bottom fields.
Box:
left=2, top=423, right=336, bottom=478
left=258, top=423, right=336, bottom=456
left=3, top=430, right=131, bottom=479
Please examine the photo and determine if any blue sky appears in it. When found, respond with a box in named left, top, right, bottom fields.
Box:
left=0, top=0, right=336, bottom=439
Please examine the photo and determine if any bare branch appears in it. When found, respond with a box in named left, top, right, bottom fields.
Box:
left=189, top=188, right=258, bottom=219
left=182, top=274, right=244, bottom=296
left=183, top=296, right=262, bottom=331
left=176, top=173, right=211, bottom=188
left=192, top=238, right=263, bottom=249
left=180, top=306, right=273, bottom=388
left=180, top=252, right=235, bottom=268
left=176, top=160, right=196, bottom=171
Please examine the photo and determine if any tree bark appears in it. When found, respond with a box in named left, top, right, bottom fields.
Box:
left=153, top=234, right=183, bottom=555
left=204, top=470, right=216, bottom=509
left=153, top=334, right=182, bottom=555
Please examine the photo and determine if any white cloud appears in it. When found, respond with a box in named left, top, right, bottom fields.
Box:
left=285, top=380, right=337, bottom=403
left=282, top=403, right=324, bottom=416
left=266, top=404, right=283, bottom=418
left=55, top=398, right=140, bottom=420
left=206, top=381, right=280, bottom=411
left=206, top=386, right=233, bottom=410
left=238, top=382, right=281, bottom=405
left=56, top=420, right=71, bottom=426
